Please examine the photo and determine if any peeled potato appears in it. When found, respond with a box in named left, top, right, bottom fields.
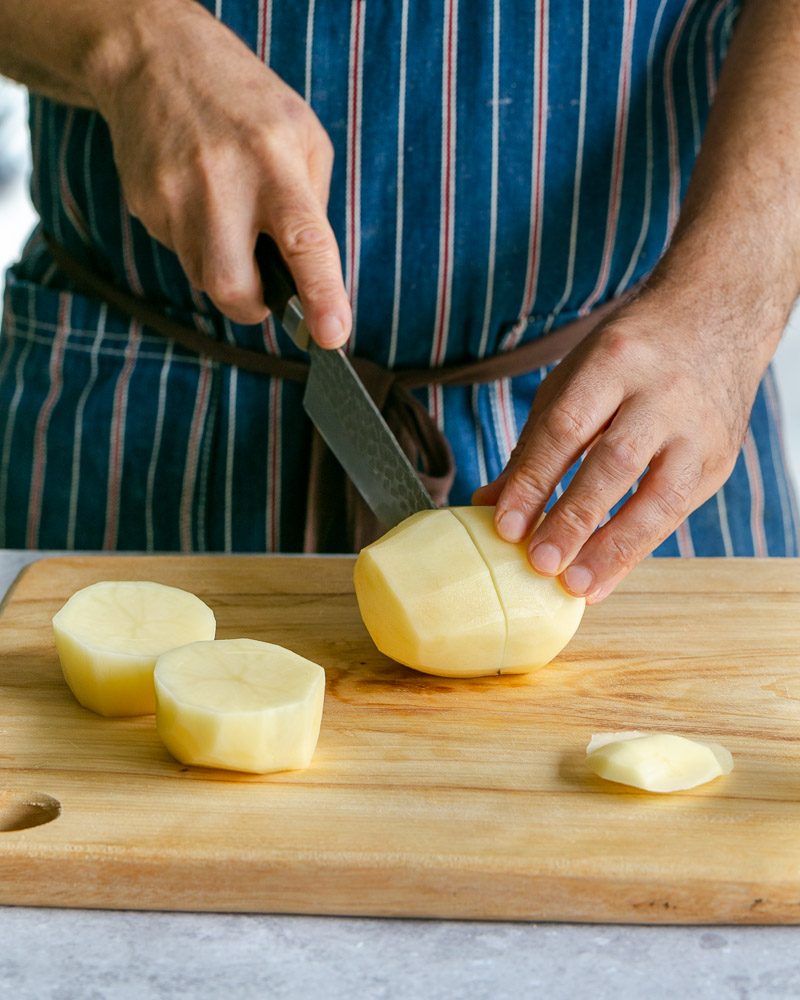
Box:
left=52, top=580, right=216, bottom=716
left=586, top=731, right=734, bottom=793
left=154, top=638, right=325, bottom=774
left=353, top=506, right=585, bottom=678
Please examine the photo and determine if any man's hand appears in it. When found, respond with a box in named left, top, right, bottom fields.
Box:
left=0, top=0, right=350, bottom=345
left=474, top=281, right=774, bottom=603
left=476, top=0, right=800, bottom=602
left=94, top=1, right=350, bottom=343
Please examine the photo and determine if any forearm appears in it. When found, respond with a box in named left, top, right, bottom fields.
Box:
left=1, top=0, right=351, bottom=339
left=0, top=0, right=194, bottom=110
left=651, top=0, right=800, bottom=366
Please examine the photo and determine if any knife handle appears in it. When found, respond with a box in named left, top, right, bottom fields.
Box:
left=254, top=233, right=310, bottom=351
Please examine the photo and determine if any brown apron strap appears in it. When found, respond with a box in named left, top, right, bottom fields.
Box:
left=394, top=291, right=638, bottom=389
left=45, top=236, right=309, bottom=384
left=45, top=234, right=636, bottom=387
left=43, top=235, right=636, bottom=552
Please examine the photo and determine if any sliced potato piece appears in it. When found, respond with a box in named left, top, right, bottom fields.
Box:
left=451, top=506, right=585, bottom=672
left=354, top=509, right=505, bottom=677
left=586, top=731, right=734, bottom=793
left=154, top=638, right=325, bottom=774
left=52, top=580, right=216, bottom=716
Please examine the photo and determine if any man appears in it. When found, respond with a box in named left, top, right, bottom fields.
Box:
left=0, top=0, right=797, bottom=603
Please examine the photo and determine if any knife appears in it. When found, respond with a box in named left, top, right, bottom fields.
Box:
left=255, top=234, right=436, bottom=530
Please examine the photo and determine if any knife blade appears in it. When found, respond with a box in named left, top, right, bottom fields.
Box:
left=255, top=234, right=436, bottom=530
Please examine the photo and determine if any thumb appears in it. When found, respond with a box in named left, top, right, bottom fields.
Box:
left=266, top=182, right=351, bottom=349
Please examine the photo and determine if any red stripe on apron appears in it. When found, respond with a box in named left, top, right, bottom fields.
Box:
left=179, top=359, right=214, bottom=551
left=346, top=0, right=364, bottom=349
left=103, top=320, right=142, bottom=548
left=582, top=0, right=635, bottom=313
left=432, top=0, right=457, bottom=370
left=267, top=378, right=282, bottom=551
left=507, top=0, right=549, bottom=348
left=665, top=0, right=698, bottom=235
left=743, top=428, right=768, bottom=557
left=26, top=293, right=70, bottom=547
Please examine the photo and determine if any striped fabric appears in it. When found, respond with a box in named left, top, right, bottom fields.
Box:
left=1, top=0, right=797, bottom=555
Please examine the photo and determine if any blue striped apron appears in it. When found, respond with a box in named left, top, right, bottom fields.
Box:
left=1, top=0, right=797, bottom=555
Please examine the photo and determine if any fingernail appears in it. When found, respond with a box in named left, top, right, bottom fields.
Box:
left=497, top=510, right=527, bottom=543
left=531, top=542, right=561, bottom=575
left=563, top=564, right=594, bottom=596
left=316, top=314, right=347, bottom=347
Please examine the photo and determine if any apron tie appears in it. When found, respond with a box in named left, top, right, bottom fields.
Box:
left=44, top=235, right=638, bottom=552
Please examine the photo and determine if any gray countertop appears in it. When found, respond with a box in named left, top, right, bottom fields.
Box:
left=1, top=550, right=799, bottom=1000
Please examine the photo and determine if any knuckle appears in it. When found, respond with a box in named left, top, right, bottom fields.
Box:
left=649, top=489, right=682, bottom=525
left=649, top=477, right=693, bottom=524
left=246, top=123, right=272, bottom=157
left=598, top=323, right=636, bottom=365
left=252, top=124, right=288, bottom=167
left=278, top=91, right=315, bottom=127
left=302, top=279, right=345, bottom=308
left=203, top=269, right=254, bottom=312
left=253, top=100, right=321, bottom=160
left=554, top=499, right=600, bottom=538
left=507, top=464, right=550, bottom=511
left=276, top=217, right=334, bottom=258
left=190, top=145, right=221, bottom=184
left=606, top=530, right=638, bottom=570
left=601, top=436, right=645, bottom=479
left=544, top=403, right=594, bottom=448
left=151, top=167, right=182, bottom=206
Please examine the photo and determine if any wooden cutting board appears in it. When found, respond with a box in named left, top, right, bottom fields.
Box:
left=1, top=555, right=800, bottom=923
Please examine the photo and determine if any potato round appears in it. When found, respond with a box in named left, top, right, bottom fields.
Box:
left=154, top=638, right=325, bottom=774
left=52, top=580, right=216, bottom=716
left=354, top=506, right=585, bottom=678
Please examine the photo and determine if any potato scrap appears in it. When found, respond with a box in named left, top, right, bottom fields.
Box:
left=586, top=731, right=734, bottom=793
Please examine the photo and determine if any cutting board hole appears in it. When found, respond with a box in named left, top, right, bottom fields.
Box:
left=0, top=791, right=61, bottom=832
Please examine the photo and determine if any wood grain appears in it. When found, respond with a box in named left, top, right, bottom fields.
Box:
left=1, top=555, right=800, bottom=922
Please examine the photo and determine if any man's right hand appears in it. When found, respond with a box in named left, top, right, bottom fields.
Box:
left=89, top=0, right=351, bottom=345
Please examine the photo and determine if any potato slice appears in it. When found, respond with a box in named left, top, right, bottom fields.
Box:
left=354, top=506, right=584, bottom=678
left=586, top=731, right=734, bottom=792
left=154, top=638, right=325, bottom=774
left=52, top=581, right=216, bottom=716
